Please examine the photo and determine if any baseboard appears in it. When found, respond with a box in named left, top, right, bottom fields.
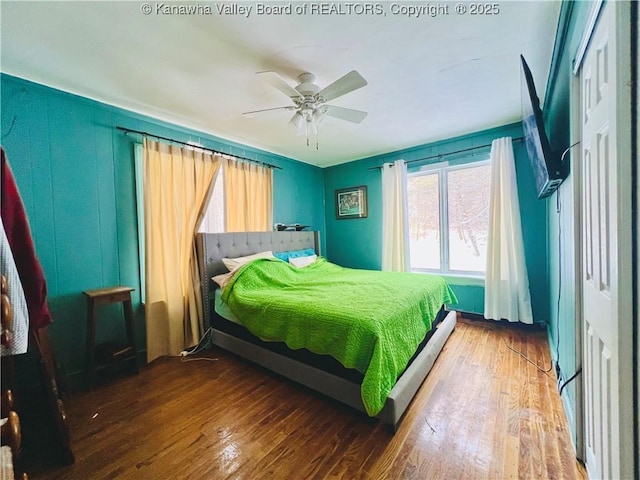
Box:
left=458, top=311, right=486, bottom=321
left=561, top=388, right=580, bottom=458
left=460, top=311, right=547, bottom=331
left=63, top=349, right=147, bottom=392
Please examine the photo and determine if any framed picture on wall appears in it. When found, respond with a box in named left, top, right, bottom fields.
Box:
left=335, top=186, right=368, bottom=220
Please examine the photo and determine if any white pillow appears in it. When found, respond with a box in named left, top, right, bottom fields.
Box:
left=221, top=251, right=274, bottom=272
left=212, top=271, right=234, bottom=290
left=289, top=254, right=317, bottom=268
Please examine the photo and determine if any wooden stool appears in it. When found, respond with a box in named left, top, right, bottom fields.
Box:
left=84, top=286, right=138, bottom=387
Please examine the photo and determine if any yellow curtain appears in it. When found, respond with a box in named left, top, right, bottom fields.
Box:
left=143, top=138, right=221, bottom=362
left=223, top=158, right=273, bottom=231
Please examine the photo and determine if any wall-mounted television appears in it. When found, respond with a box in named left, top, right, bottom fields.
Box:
left=520, top=54, right=566, bottom=199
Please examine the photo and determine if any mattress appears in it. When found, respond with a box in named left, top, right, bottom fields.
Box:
left=212, top=290, right=448, bottom=385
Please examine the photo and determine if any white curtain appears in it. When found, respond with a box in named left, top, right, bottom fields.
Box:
left=381, top=160, right=410, bottom=272
left=484, top=137, right=533, bottom=323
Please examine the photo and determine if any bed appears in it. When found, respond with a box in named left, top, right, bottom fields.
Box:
left=196, top=231, right=457, bottom=431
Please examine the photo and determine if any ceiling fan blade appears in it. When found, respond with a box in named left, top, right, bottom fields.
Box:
left=317, top=70, right=367, bottom=102
left=243, top=106, right=295, bottom=117
left=323, top=105, right=368, bottom=123
left=256, top=71, right=303, bottom=99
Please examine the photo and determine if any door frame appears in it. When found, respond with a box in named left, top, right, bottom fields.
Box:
left=571, top=1, right=636, bottom=477
left=633, top=0, right=639, bottom=474
left=568, top=71, right=584, bottom=461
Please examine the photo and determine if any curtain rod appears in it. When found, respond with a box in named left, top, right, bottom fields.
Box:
left=116, top=126, right=283, bottom=170
left=368, top=136, right=524, bottom=170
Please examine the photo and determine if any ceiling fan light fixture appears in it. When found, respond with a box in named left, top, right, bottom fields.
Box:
left=312, top=108, right=327, bottom=126
left=289, top=111, right=305, bottom=135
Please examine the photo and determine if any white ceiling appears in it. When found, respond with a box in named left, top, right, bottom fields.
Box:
left=0, top=1, right=561, bottom=167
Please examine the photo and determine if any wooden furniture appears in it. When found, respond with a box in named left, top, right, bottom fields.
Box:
left=2, top=276, right=74, bottom=471
left=1, top=274, right=20, bottom=480
left=1, top=275, right=30, bottom=479
left=196, top=231, right=456, bottom=431
left=1, top=275, right=12, bottom=347
left=84, top=286, right=138, bottom=387
left=0, top=410, right=29, bottom=479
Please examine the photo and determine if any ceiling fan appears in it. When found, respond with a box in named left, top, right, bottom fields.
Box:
left=243, top=70, right=368, bottom=148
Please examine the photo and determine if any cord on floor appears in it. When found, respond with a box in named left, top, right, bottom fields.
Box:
left=176, top=327, right=216, bottom=360
left=503, top=339, right=553, bottom=376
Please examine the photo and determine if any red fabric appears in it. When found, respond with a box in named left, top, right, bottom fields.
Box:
left=1, top=147, right=53, bottom=330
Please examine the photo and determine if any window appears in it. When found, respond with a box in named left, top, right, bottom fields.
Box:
left=407, top=159, right=490, bottom=276
left=198, top=168, right=225, bottom=233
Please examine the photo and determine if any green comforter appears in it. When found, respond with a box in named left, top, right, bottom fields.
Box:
left=221, top=257, right=456, bottom=416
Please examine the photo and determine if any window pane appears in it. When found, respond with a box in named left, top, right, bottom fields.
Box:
left=408, top=173, right=440, bottom=270
left=447, top=164, right=490, bottom=272
left=198, top=169, right=225, bottom=233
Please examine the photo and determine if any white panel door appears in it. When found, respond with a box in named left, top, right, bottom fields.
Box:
left=579, top=2, right=634, bottom=479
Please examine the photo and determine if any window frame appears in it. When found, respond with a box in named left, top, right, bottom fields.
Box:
left=134, top=143, right=146, bottom=302
left=408, top=157, right=490, bottom=279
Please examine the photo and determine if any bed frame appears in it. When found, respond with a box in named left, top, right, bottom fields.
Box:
left=196, top=231, right=456, bottom=431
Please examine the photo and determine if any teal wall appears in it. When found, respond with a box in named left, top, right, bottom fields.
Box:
left=323, top=123, right=550, bottom=320
left=542, top=0, right=594, bottom=446
left=1, top=74, right=325, bottom=383
left=3, top=24, right=577, bottom=400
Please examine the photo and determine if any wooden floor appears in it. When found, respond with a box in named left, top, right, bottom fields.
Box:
left=26, top=317, right=586, bottom=480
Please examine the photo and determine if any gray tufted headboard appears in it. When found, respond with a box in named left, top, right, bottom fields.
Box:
left=196, top=231, right=320, bottom=327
